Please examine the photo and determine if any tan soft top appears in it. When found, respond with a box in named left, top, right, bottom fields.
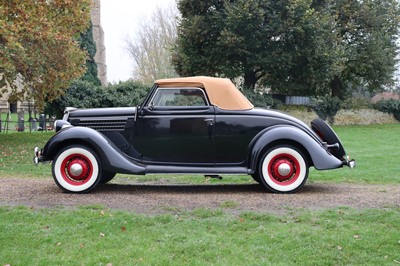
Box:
left=155, top=76, right=254, bottom=111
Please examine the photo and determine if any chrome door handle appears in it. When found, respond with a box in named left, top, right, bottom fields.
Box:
left=204, top=118, right=214, bottom=126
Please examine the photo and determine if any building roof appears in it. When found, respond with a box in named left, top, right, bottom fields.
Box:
left=155, top=76, right=254, bottom=111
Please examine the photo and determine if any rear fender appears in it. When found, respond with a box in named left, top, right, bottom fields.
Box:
left=42, top=127, right=145, bottom=175
left=249, top=125, right=343, bottom=171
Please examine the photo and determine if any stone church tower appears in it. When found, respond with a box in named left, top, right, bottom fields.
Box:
left=90, top=0, right=107, bottom=85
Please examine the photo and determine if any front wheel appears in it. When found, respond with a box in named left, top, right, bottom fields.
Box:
left=100, top=171, right=116, bottom=184
left=258, top=145, right=308, bottom=193
left=52, top=145, right=102, bottom=193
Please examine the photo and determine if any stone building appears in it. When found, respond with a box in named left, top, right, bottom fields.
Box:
left=91, top=0, right=107, bottom=85
left=0, top=1, right=107, bottom=113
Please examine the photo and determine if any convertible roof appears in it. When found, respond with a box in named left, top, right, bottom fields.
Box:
left=155, top=76, right=254, bottom=111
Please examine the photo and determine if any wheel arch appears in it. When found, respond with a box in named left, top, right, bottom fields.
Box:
left=247, top=125, right=343, bottom=172
left=42, top=127, right=146, bottom=175
left=44, top=138, right=97, bottom=161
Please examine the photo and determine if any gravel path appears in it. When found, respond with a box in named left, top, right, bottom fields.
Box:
left=0, top=178, right=399, bottom=215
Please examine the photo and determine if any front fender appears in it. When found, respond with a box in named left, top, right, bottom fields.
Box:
left=249, top=125, right=343, bottom=171
left=42, top=126, right=145, bottom=175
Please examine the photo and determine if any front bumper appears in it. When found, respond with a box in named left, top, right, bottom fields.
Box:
left=33, top=147, right=44, bottom=165
left=343, top=156, right=356, bottom=169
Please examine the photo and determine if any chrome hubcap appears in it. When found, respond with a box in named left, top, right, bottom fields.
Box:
left=69, top=163, right=83, bottom=177
left=277, top=163, right=291, bottom=176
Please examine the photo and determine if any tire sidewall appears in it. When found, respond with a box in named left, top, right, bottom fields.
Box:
left=52, top=145, right=101, bottom=193
left=259, top=146, right=308, bottom=193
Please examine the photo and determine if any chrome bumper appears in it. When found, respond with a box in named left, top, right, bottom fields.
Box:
left=33, top=147, right=43, bottom=165
left=343, top=156, right=356, bottom=169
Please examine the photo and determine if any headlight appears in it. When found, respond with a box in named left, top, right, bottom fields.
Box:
left=54, top=120, right=72, bottom=132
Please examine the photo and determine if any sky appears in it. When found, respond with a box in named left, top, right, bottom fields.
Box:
left=100, top=0, right=176, bottom=83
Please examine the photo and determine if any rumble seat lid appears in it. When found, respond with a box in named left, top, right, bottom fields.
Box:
left=155, top=76, right=254, bottom=111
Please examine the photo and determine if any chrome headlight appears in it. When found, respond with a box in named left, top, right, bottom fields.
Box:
left=54, top=120, right=72, bottom=132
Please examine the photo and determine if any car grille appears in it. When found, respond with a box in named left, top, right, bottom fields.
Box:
left=77, top=119, right=127, bottom=132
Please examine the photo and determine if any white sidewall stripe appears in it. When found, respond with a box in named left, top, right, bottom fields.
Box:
left=54, top=147, right=99, bottom=192
left=261, top=147, right=307, bottom=192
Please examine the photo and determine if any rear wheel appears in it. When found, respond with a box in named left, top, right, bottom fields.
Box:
left=52, top=145, right=102, bottom=193
left=258, top=145, right=308, bottom=193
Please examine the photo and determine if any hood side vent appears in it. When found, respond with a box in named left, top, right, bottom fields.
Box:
left=77, top=119, right=127, bottom=132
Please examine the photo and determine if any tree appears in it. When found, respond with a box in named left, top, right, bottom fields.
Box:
left=79, top=22, right=101, bottom=86
left=173, top=0, right=334, bottom=91
left=0, top=0, right=92, bottom=110
left=320, top=0, right=400, bottom=99
left=126, top=4, right=179, bottom=84
left=173, top=0, right=400, bottom=98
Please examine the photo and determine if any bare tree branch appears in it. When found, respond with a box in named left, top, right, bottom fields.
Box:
left=125, top=4, right=179, bottom=84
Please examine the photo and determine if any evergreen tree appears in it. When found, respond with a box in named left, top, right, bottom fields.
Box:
left=79, top=22, right=101, bottom=86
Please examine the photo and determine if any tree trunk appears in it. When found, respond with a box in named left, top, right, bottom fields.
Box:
left=244, top=71, right=257, bottom=90
left=330, top=75, right=343, bottom=99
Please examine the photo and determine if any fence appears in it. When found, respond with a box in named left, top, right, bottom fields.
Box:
left=285, top=96, right=310, bottom=105
left=0, top=112, right=55, bottom=133
left=271, top=94, right=311, bottom=105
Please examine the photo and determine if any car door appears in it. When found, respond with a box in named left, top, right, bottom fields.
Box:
left=132, top=87, right=215, bottom=165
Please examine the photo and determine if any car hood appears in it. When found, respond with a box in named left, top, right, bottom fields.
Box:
left=67, top=107, right=136, bottom=119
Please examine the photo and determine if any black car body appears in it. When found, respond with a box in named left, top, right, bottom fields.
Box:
left=34, top=76, right=355, bottom=193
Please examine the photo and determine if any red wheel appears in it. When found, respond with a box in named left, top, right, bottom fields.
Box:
left=259, top=146, right=308, bottom=193
left=52, top=145, right=102, bottom=193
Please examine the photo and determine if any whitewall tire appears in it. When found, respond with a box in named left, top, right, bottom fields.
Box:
left=259, top=146, right=308, bottom=193
left=52, top=145, right=102, bottom=193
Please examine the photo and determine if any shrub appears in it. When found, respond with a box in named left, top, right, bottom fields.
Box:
left=105, top=80, right=149, bottom=107
left=374, top=99, right=400, bottom=122
left=45, top=80, right=110, bottom=117
left=240, top=87, right=281, bottom=109
left=310, top=95, right=342, bottom=124
left=45, top=80, right=150, bottom=117
left=342, top=97, right=372, bottom=110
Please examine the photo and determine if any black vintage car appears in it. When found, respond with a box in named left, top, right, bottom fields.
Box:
left=34, top=76, right=355, bottom=193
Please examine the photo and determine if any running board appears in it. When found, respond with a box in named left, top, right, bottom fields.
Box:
left=145, top=165, right=251, bottom=175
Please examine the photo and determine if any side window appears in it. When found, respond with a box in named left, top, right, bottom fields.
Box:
left=151, top=88, right=208, bottom=107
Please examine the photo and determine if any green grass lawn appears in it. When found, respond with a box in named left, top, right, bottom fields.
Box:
left=0, top=206, right=399, bottom=265
left=310, top=123, right=400, bottom=184
left=0, top=132, right=52, bottom=178
left=0, top=124, right=399, bottom=265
